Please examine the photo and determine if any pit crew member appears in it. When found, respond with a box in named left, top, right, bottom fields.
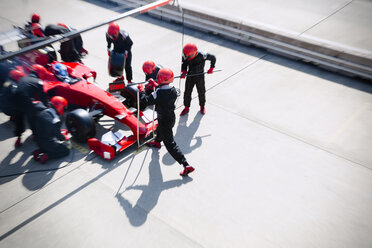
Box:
left=106, top=22, right=133, bottom=83
left=13, top=64, right=50, bottom=147
left=180, top=43, right=216, bottom=116
left=137, top=68, right=195, bottom=176
left=32, top=96, right=70, bottom=163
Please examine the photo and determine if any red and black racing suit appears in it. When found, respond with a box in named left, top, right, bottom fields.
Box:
left=106, top=30, right=133, bottom=81
left=139, top=84, right=188, bottom=165
left=13, top=74, right=49, bottom=137
left=181, top=51, right=216, bottom=108
left=33, top=106, right=70, bottom=159
left=145, top=64, right=162, bottom=81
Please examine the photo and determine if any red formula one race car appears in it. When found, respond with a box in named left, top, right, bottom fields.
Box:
left=2, top=35, right=157, bottom=161
left=0, top=0, right=174, bottom=160
left=42, top=59, right=157, bottom=160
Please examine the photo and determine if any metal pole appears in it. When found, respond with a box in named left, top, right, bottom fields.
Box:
left=152, top=105, right=155, bottom=139
left=136, top=90, right=140, bottom=148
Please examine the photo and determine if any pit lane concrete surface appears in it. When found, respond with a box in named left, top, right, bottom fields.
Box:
left=1, top=0, right=372, bottom=247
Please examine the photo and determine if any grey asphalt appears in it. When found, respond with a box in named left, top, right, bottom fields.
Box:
left=0, top=0, right=372, bottom=247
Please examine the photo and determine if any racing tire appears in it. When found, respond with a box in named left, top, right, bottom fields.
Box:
left=120, top=83, right=150, bottom=111
left=66, top=109, right=96, bottom=143
left=108, top=51, right=125, bottom=77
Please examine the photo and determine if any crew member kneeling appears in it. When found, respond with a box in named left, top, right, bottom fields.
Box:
left=33, top=96, right=70, bottom=164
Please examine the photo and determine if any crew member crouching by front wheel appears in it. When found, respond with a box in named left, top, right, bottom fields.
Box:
left=32, top=96, right=70, bottom=164
left=137, top=68, right=194, bottom=177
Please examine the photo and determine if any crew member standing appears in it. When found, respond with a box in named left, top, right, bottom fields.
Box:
left=33, top=96, right=70, bottom=163
left=106, top=22, right=133, bottom=83
left=138, top=68, right=195, bottom=176
left=180, top=43, right=216, bottom=116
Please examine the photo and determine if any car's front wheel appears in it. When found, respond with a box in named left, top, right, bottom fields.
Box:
left=66, top=108, right=96, bottom=143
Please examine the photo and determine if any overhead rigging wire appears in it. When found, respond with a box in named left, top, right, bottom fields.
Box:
left=174, top=0, right=185, bottom=105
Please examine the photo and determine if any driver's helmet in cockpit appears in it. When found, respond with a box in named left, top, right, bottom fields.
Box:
left=53, top=63, right=71, bottom=83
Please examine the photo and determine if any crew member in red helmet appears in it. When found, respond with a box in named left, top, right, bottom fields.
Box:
left=142, top=60, right=162, bottom=91
left=137, top=68, right=195, bottom=177
left=13, top=64, right=50, bottom=147
left=31, top=13, right=40, bottom=24
left=32, top=96, right=70, bottom=164
left=180, top=43, right=216, bottom=116
left=25, top=13, right=41, bottom=28
left=25, top=13, right=44, bottom=38
left=0, top=69, right=25, bottom=119
left=106, top=22, right=133, bottom=83
left=142, top=60, right=162, bottom=81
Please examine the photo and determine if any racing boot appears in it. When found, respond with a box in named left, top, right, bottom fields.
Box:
left=114, top=75, right=124, bottom=83
left=81, top=47, right=88, bottom=56
left=180, top=165, right=195, bottom=177
left=33, top=149, right=41, bottom=161
left=39, top=153, right=49, bottom=164
left=146, top=141, right=161, bottom=148
left=15, top=137, right=22, bottom=148
left=180, top=107, right=189, bottom=116
left=200, top=106, right=206, bottom=115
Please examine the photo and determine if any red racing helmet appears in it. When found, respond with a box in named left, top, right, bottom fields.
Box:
left=183, top=43, right=198, bottom=60
left=142, top=60, right=156, bottom=74
left=31, top=64, right=48, bottom=80
left=50, top=96, right=68, bottom=115
left=107, top=22, right=120, bottom=40
left=31, top=23, right=44, bottom=37
left=157, top=68, right=174, bottom=85
left=8, top=69, right=26, bottom=82
left=31, top=13, right=40, bottom=23
left=57, top=23, right=68, bottom=29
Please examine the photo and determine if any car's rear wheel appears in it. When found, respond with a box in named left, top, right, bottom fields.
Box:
left=66, top=109, right=96, bottom=143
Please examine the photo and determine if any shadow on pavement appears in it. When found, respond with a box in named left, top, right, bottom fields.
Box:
left=0, top=148, right=136, bottom=242
left=0, top=120, right=14, bottom=141
left=162, top=112, right=209, bottom=165
left=116, top=149, right=192, bottom=226
left=0, top=146, right=83, bottom=190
